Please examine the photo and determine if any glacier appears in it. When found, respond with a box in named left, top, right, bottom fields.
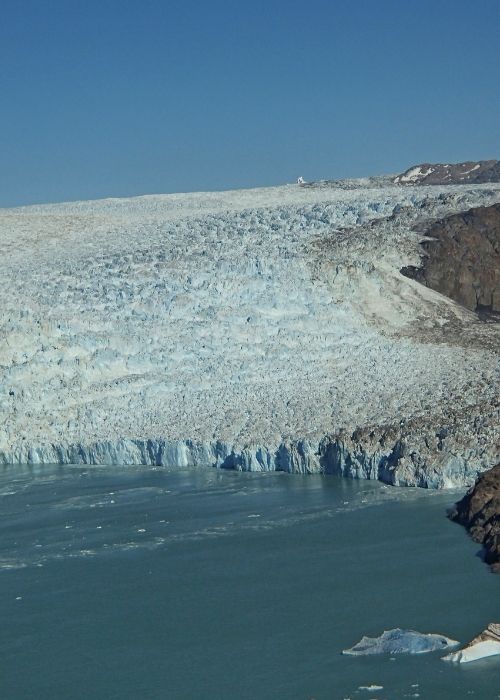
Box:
left=1, top=179, right=499, bottom=487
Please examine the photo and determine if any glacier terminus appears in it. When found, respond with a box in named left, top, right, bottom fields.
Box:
left=1, top=177, right=499, bottom=488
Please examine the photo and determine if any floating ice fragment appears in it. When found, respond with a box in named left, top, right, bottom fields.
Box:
left=442, top=624, right=500, bottom=664
left=343, top=629, right=459, bottom=656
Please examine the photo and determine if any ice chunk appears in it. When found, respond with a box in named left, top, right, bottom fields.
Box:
left=343, top=628, right=459, bottom=656
left=442, top=623, right=500, bottom=664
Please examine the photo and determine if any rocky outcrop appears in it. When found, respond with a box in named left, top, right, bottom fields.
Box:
left=448, top=464, right=500, bottom=572
left=394, top=160, right=500, bottom=185
left=401, top=203, right=500, bottom=314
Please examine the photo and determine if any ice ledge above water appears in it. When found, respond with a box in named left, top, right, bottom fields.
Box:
left=0, top=427, right=496, bottom=489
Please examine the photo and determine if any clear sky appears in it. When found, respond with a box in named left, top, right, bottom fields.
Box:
left=1, top=0, right=499, bottom=206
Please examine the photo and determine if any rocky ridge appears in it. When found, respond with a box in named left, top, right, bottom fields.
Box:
left=401, top=203, right=500, bottom=315
left=448, top=464, right=500, bottom=572
left=394, top=160, right=500, bottom=186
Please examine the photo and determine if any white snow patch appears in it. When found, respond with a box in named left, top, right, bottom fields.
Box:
left=395, top=166, right=434, bottom=183
left=459, top=163, right=481, bottom=178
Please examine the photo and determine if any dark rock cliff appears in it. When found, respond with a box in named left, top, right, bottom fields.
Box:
left=448, top=464, right=500, bottom=573
left=401, top=203, right=500, bottom=315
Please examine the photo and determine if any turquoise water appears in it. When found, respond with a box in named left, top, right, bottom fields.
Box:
left=0, top=466, right=499, bottom=699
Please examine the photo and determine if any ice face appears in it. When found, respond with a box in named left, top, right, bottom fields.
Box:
left=442, top=624, right=500, bottom=663
left=443, top=640, right=500, bottom=664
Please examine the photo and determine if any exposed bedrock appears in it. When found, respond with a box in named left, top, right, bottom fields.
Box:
left=448, top=464, right=500, bottom=572
left=394, top=160, right=500, bottom=186
left=401, top=203, right=500, bottom=314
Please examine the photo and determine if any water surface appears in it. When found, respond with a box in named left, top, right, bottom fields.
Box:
left=0, top=466, right=499, bottom=699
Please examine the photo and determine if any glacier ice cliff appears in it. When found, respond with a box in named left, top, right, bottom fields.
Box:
left=0, top=179, right=499, bottom=488
left=1, top=406, right=497, bottom=489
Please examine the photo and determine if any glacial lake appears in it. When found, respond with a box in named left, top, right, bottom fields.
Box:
left=0, top=466, right=499, bottom=699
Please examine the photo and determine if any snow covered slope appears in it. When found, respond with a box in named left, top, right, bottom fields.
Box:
left=1, top=180, right=499, bottom=486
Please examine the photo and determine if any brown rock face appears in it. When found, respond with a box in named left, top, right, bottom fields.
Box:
left=401, top=203, right=500, bottom=315
left=394, top=160, right=500, bottom=185
left=448, top=464, right=500, bottom=573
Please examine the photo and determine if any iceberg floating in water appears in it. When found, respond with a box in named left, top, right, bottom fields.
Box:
left=442, top=623, right=500, bottom=664
left=343, top=628, right=459, bottom=656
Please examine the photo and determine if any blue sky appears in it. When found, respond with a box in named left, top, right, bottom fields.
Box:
left=1, top=0, right=499, bottom=206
